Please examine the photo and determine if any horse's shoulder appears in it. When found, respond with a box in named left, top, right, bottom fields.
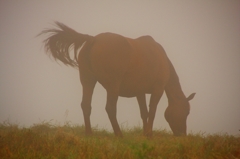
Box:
left=136, top=35, right=155, bottom=42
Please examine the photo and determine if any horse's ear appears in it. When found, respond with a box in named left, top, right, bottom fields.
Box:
left=187, top=93, right=196, bottom=101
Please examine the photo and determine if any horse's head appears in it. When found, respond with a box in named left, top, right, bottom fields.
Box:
left=164, top=93, right=195, bottom=136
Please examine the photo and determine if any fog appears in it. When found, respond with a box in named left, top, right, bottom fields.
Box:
left=1, top=1, right=239, bottom=136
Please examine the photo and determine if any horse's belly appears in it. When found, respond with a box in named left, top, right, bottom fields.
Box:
left=118, top=73, right=157, bottom=97
left=118, top=87, right=152, bottom=97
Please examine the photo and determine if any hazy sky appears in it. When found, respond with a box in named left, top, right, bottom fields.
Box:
left=1, top=1, right=239, bottom=136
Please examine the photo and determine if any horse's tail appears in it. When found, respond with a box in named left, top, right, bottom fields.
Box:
left=39, top=21, right=93, bottom=68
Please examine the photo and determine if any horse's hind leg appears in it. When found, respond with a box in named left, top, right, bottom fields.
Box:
left=136, top=94, right=149, bottom=135
left=81, top=79, right=96, bottom=135
left=105, top=89, right=122, bottom=137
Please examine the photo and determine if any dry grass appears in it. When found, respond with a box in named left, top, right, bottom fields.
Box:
left=0, top=122, right=239, bottom=159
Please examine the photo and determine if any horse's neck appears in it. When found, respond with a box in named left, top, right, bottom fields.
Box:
left=165, top=60, right=186, bottom=104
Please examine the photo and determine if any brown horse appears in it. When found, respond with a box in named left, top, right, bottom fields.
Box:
left=39, top=22, right=195, bottom=137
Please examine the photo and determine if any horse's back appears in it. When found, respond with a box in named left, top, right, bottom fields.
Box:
left=81, top=33, right=170, bottom=97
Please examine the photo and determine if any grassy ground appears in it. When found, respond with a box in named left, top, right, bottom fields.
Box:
left=0, top=122, right=239, bottom=159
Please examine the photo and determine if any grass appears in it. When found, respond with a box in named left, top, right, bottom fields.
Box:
left=0, top=122, right=239, bottom=159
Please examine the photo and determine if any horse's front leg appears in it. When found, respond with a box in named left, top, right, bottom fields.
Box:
left=136, top=94, right=149, bottom=135
left=147, top=87, right=164, bottom=137
left=80, top=79, right=96, bottom=135
left=105, top=89, right=122, bottom=137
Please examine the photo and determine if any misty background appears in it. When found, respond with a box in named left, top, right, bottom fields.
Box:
left=1, top=1, right=239, bottom=136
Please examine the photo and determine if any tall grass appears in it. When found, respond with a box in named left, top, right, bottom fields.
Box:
left=0, top=122, right=239, bottom=159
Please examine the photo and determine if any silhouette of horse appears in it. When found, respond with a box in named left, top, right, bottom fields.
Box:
left=39, top=22, right=195, bottom=137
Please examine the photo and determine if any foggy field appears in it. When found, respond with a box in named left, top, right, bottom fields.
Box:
left=1, top=0, right=240, bottom=137
left=1, top=122, right=239, bottom=159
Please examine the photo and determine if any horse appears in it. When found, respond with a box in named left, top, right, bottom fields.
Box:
left=39, top=22, right=195, bottom=137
